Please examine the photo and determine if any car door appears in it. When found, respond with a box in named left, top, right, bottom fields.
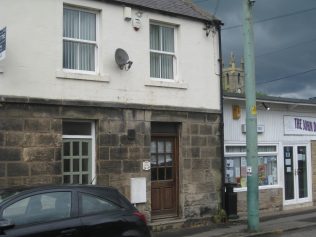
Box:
left=0, top=190, right=82, bottom=237
left=78, top=192, right=131, bottom=237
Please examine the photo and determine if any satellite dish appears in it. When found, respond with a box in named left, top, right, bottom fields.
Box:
left=115, top=48, right=133, bottom=70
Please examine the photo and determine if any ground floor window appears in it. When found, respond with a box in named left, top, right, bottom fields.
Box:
left=62, top=121, right=95, bottom=184
left=225, top=145, right=278, bottom=188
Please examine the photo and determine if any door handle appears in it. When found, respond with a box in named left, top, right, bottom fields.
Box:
left=60, top=228, right=77, bottom=236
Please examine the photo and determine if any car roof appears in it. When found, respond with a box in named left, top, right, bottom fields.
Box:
left=0, top=185, right=133, bottom=209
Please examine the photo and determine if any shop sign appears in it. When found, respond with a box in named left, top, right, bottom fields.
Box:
left=284, top=115, right=316, bottom=135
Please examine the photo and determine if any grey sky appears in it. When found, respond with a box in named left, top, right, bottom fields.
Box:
left=194, top=0, right=316, bottom=99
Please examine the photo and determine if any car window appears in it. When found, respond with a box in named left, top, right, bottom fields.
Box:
left=2, top=191, right=71, bottom=226
left=0, top=190, right=21, bottom=204
left=80, top=193, right=120, bottom=216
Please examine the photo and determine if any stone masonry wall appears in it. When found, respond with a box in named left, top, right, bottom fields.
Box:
left=0, top=103, right=62, bottom=186
left=0, top=100, right=222, bottom=222
left=151, top=110, right=222, bottom=219
left=236, top=188, right=283, bottom=215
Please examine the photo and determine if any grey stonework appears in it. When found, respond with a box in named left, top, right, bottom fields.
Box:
left=0, top=98, right=222, bottom=223
left=236, top=188, right=283, bottom=215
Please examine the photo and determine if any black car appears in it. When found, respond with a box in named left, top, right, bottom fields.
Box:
left=0, top=185, right=151, bottom=237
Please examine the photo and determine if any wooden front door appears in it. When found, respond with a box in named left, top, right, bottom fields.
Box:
left=151, top=136, right=178, bottom=219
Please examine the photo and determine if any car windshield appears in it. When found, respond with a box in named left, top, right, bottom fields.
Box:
left=0, top=190, right=21, bottom=204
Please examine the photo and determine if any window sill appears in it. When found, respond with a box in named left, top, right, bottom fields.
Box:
left=56, top=70, right=110, bottom=82
left=145, top=79, right=187, bottom=89
left=233, top=185, right=281, bottom=192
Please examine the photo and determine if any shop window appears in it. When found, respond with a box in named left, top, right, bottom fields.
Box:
left=225, top=145, right=278, bottom=188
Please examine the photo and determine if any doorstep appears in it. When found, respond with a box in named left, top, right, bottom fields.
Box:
left=149, top=218, right=186, bottom=232
left=149, top=216, right=219, bottom=232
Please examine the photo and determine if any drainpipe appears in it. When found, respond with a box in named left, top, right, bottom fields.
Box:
left=215, top=21, right=225, bottom=211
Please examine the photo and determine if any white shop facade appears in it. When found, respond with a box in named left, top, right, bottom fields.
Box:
left=223, top=93, right=316, bottom=213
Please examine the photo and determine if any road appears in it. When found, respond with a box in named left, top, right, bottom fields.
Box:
left=264, top=226, right=316, bottom=237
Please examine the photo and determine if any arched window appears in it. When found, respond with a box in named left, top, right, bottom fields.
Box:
left=226, top=73, right=230, bottom=85
left=238, top=73, right=241, bottom=84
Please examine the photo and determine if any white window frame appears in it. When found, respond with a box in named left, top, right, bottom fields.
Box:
left=62, top=121, right=96, bottom=184
left=224, top=143, right=281, bottom=192
left=149, top=21, right=178, bottom=82
left=62, top=5, right=99, bottom=75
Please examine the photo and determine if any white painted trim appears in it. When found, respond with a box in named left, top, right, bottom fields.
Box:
left=149, top=21, right=179, bottom=81
left=282, top=143, right=312, bottom=206
left=62, top=5, right=100, bottom=74
left=62, top=121, right=96, bottom=184
left=56, top=70, right=110, bottom=82
left=224, top=142, right=280, bottom=191
left=145, top=79, right=187, bottom=89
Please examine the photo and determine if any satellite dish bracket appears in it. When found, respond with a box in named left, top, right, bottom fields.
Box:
left=115, top=48, right=133, bottom=71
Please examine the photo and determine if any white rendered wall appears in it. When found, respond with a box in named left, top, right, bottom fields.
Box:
left=224, top=100, right=316, bottom=143
left=0, top=0, right=220, bottom=111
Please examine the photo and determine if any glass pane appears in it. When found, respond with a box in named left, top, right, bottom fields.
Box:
left=63, top=142, right=70, bottom=156
left=63, top=8, right=79, bottom=38
left=81, top=194, right=119, bottom=215
left=49, top=192, right=71, bottom=219
left=80, top=11, right=96, bottom=41
left=82, top=142, right=88, bottom=156
left=63, top=41, right=78, bottom=70
left=257, top=156, right=277, bottom=186
left=79, top=43, right=95, bottom=71
left=73, top=175, right=80, bottom=184
left=63, top=122, right=91, bottom=135
left=150, top=52, right=160, bottom=78
left=150, top=141, right=157, bottom=153
left=73, top=142, right=80, bottom=156
left=151, top=168, right=157, bottom=181
left=150, top=24, right=160, bottom=50
left=161, top=26, right=174, bottom=52
left=3, top=197, right=30, bottom=225
left=82, top=174, right=89, bottom=184
left=63, top=175, right=70, bottom=184
left=151, top=155, right=157, bottom=167
left=298, top=146, right=308, bottom=198
left=166, top=141, right=172, bottom=153
left=158, top=141, right=164, bottom=153
left=161, top=54, right=173, bottom=79
left=158, top=168, right=165, bottom=180
left=166, top=167, right=172, bottom=180
left=284, top=146, right=294, bottom=200
left=165, top=154, right=172, bottom=166
left=82, top=159, right=88, bottom=172
left=158, top=155, right=165, bottom=166
left=63, top=159, right=70, bottom=172
left=73, top=159, right=80, bottom=172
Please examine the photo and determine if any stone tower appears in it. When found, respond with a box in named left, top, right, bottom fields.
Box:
left=222, top=52, right=245, bottom=93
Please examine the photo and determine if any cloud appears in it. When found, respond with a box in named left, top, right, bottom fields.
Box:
left=195, top=0, right=316, bottom=99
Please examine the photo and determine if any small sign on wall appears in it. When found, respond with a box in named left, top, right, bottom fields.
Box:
left=131, top=177, right=146, bottom=204
left=232, top=105, right=241, bottom=120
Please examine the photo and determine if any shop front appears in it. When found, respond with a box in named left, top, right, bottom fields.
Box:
left=223, top=93, right=316, bottom=214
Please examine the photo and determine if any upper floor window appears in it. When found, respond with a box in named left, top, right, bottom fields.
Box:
left=63, top=7, right=97, bottom=72
left=150, top=23, right=175, bottom=80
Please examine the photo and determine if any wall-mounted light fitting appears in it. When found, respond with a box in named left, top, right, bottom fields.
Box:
left=203, top=22, right=212, bottom=37
left=262, top=102, right=270, bottom=111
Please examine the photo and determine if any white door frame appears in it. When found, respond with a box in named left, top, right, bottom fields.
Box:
left=283, top=143, right=312, bottom=206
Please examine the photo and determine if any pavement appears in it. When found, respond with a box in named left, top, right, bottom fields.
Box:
left=152, top=206, right=316, bottom=237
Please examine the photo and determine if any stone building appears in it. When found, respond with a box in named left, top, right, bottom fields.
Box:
left=0, top=0, right=223, bottom=226
left=222, top=53, right=245, bottom=94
